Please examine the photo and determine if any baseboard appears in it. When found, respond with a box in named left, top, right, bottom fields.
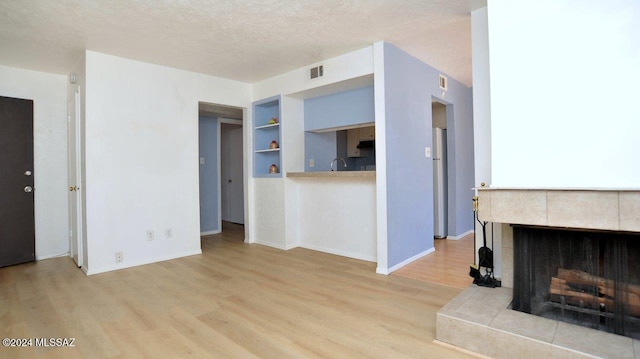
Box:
left=36, top=251, right=70, bottom=261
left=200, top=230, right=221, bottom=236
left=298, top=243, right=376, bottom=262
left=386, top=247, right=435, bottom=274
left=447, top=230, right=473, bottom=241
left=253, top=240, right=289, bottom=250
left=86, top=249, right=203, bottom=275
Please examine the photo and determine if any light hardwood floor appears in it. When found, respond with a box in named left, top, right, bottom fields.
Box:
left=392, top=234, right=475, bottom=289
left=0, top=223, right=473, bottom=358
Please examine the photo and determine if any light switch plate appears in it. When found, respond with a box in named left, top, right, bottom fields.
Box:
left=309, top=159, right=315, bottom=168
left=425, top=147, right=431, bottom=158
left=200, top=157, right=205, bottom=165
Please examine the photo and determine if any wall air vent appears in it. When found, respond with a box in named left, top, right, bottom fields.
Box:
left=439, top=74, right=448, bottom=91
left=310, top=65, right=324, bottom=80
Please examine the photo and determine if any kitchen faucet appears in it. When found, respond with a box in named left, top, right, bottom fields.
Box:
left=330, top=157, right=347, bottom=171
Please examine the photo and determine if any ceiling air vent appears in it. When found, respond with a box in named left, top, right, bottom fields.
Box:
left=310, top=65, right=324, bottom=80
left=439, top=74, right=448, bottom=91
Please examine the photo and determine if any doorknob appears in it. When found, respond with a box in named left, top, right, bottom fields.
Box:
left=24, top=186, right=33, bottom=193
left=24, top=170, right=32, bottom=176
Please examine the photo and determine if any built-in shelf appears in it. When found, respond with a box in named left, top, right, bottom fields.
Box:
left=253, top=95, right=282, bottom=177
left=255, top=123, right=280, bottom=130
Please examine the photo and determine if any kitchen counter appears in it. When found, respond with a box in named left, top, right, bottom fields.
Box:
left=286, top=171, right=375, bottom=178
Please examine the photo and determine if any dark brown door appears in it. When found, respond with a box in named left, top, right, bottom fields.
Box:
left=0, top=96, right=35, bottom=267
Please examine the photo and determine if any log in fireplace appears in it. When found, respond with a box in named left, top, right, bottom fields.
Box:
left=512, top=225, right=640, bottom=339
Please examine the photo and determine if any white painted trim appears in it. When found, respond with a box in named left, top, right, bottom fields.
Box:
left=253, top=240, right=290, bottom=251
left=298, top=243, right=376, bottom=263
left=383, top=247, right=436, bottom=275
left=242, top=107, right=250, bottom=242
left=217, top=120, right=222, bottom=232
left=86, top=249, right=203, bottom=275
left=74, top=86, right=84, bottom=268
left=447, top=229, right=474, bottom=240
left=219, top=118, right=243, bottom=125
left=36, top=251, right=70, bottom=261
left=200, top=230, right=221, bottom=236
left=373, top=41, right=389, bottom=274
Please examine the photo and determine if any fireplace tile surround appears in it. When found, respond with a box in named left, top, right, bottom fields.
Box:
left=436, top=188, right=640, bottom=358
left=477, top=189, right=640, bottom=232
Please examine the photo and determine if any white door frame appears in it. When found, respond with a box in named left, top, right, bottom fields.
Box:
left=67, top=86, right=83, bottom=267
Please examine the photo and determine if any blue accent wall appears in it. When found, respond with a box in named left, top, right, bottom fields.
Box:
left=304, top=132, right=337, bottom=171
left=304, top=130, right=376, bottom=172
left=199, top=116, right=219, bottom=233
left=383, top=43, right=474, bottom=268
left=304, top=85, right=375, bottom=171
left=304, top=85, right=375, bottom=131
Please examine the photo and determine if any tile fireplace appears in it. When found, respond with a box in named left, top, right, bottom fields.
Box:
left=436, top=188, right=640, bottom=358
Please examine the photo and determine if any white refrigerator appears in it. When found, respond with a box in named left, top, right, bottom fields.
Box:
left=433, top=127, right=448, bottom=238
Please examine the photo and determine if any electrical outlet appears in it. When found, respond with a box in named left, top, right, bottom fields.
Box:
left=309, top=159, right=315, bottom=168
left=115, top=251, right=123, bottom=263
left=147, top=230, right=154, bottom=241
left=165, top=228, right=172, bottom=238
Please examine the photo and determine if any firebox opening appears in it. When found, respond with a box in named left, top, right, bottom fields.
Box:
left=512, top=225, right=640, bottom=340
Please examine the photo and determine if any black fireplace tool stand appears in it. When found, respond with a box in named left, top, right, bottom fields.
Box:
left=470, top=196, right=501, bottom=288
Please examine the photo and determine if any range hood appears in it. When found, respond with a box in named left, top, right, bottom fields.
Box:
left=357, top=140, right=375, bottom=149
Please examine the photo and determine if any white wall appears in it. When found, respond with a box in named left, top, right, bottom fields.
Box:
left=252, top=46, right=374, bottom=101
left=488, top=0, right=640, bottom=188
left=0, top=65, right=69, bottom=259
left=282, top=96, right=305, bottom=249
left=84, top=51, right=251, bottom=274
left=471, top=6, right=502, bottom=276
left=471, top=6, right=491, bottom=189
left=293, top=178, right=377, bottom=261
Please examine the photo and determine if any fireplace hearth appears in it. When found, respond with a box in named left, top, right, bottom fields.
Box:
left=512, top=225, right=640, bottom=340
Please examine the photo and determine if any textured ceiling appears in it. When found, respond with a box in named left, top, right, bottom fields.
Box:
left=0, top=1, right=474, bottom=86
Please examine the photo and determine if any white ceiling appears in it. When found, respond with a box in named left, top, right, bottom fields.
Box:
left=0, top=1, right=476, bottom=86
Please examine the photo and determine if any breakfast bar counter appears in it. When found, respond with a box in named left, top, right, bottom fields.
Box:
left=286, top=171, right=375, bottom=178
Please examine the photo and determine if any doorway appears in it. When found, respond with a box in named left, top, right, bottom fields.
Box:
left=220, top=122, right=244, bottom=224
left=432, top=101, right=448, bottom=239
left=198, top=102, right=244, bottom=237
left=0, top=96, right=35, bottom=267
